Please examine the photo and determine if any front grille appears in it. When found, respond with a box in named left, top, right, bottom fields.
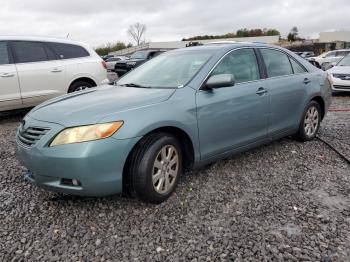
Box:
left=334, top=85, right=350, bottom=90
left=17, top=126, right=50, bottom=147
left=333, top=74, right=350, bottom=80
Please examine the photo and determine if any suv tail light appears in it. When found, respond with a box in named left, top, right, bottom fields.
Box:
left=326, top=72, right=333, bottom=86
left=101, top=60, right=107, bottom=69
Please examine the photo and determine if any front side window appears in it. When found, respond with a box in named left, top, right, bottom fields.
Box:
left=325, top=51, right=336, bottom=58
left=290, top=58, right=307, bottom=74
left=261, top=49, right=293, bottom=78
left=117, top=50, right=212, bottom=88
left=50, top=43, right=89, bottom=59
left=0, top=42, right=9, bottom=65
left=336, top=51, right=350, bottom=57
left=212, top=48, right=260, bottom=84
left=12, top=41, right=48, bottom=63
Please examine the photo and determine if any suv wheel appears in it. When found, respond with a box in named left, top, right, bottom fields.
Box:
left=127, top=133, right=183, bottom=204
left=68, top=81, right=93, bottom=93
left=297, top=101, right=321, bottom=141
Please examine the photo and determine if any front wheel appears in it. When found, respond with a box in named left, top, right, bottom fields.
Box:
left=297, top=101, right=321, bottom=141
left=127, top=133, right=183, bottom=204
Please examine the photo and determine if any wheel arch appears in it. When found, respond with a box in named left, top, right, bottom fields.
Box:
left=310, top=95, right=325, bottom=120
left=122, top=125, right=196, bottom=194
left=124, top=126, right=195, bottom=172
left=68, top=77, right=97, bottom=93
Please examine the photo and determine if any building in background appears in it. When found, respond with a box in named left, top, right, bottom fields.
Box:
left=315, top=31, right=350, bottom=53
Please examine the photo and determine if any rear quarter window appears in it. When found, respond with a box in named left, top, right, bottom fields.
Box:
left=290, top=58, right=307, bottom=74
left=49, top=42, right=90, bottom=59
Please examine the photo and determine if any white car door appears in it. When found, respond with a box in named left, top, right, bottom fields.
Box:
left=11, top=41, right=66, bottom=107
left=0, top=41, right=22, bottom=111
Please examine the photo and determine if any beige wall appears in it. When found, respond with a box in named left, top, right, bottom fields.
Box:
left=319, top=31, right=350, bottom=43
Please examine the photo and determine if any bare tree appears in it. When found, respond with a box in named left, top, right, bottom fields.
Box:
left=128, top=22, right=147, bottom=46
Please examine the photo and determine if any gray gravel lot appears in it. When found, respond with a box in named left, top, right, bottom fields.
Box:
left=0, top=95, right=349, bottom=261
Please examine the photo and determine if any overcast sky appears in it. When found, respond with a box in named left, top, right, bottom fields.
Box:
left=1, top=0, right=349, bottom=47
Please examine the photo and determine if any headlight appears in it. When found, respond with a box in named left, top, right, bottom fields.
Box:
left=50, top=121, right=123, bottom=147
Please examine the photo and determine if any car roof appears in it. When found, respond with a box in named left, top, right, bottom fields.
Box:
left=171, top=42, right=276, bottom=54
left=0, top=35, right=89, bottom=48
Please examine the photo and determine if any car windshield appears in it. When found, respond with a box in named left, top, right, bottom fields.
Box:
left=337, top=54, right=350, bottom=66
left=130, top=51, right=148, bottom=59
left=117, top=50, right=213, bottom=88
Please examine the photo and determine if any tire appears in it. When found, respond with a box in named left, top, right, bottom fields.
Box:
left=68, top=81, right=94, bottom=93
left=127, top=133, right=183, bottom=204
left=297, top=101, right=321, bottom=142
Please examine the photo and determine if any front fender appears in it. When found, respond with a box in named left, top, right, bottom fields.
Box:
left=100, top=87, right=201, bottom=162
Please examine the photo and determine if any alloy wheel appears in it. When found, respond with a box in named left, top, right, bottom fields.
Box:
left=304, top=106, right=319, bottom=137
left=152, top=145, right=179, bottom=195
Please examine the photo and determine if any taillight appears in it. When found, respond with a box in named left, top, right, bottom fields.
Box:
left=101, top=60, right=107, bottom=69
left=326, top=72, right=333, bottom=86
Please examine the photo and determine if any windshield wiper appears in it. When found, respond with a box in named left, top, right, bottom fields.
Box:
left=121, top=83, right=151, bottom=88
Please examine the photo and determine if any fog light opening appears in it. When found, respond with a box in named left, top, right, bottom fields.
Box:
left=61, top=178, right=82, bottom=187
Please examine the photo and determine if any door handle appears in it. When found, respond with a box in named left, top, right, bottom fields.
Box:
left=256, top=87, right=268, bottom=95
left=51, top=68, right=62, bottom=73
left=0, top=73, right=15, bottom=78
left=303, top=78, right=311, bottom=84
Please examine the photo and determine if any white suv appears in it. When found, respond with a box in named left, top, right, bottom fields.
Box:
left=308, top=49, right=350, bottom=68
left=0, top=36, right=108, bottom=112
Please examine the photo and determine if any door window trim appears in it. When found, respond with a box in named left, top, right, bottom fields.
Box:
left=199, top=47, right=264, bottom=91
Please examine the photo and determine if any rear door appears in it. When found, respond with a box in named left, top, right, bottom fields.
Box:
left=0, top=41, right=22, bottom=111
left=10, top=41, right=66, bottom=107
left=259, top=48, right=309, bottom=137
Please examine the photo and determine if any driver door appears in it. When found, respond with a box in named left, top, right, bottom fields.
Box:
left=196, top=48, right=269, bottom=160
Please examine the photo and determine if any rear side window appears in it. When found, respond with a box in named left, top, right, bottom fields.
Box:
left=261, top=49, right=293, bottom=78
left=50, top=43, right=89, bottom=59
left=290, top=58, right=307, bottom=74
left=0, top=42, right=10, bottom=65
left=212, top=48, right=260, bottom=84
left=12, top=41, right=49, bottom=63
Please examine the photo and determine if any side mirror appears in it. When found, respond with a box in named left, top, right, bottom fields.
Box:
left=205, top=74, right=235, bottom=90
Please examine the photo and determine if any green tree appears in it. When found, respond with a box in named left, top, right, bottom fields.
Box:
left=95, top=41, right=132, bottom=56
left=288, top=26, right=299, bottom=42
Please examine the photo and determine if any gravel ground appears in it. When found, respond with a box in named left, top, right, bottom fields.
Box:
left=0, top=95, right=349, bottom=261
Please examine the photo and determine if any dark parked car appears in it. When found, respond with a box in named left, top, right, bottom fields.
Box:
left=101, top=55, right=114, bottom=61
left=115, top=50, right=164, bottom=76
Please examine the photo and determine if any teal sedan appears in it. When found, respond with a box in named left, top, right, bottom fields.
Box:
left=16, top=43, right=332, bottom=203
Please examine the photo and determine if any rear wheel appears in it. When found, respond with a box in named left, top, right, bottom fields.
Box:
left=297, top=101, right=321, bottom=141
left=127, top=133, right=182, bottom=204
left=68, top=81, right=94, bottom=93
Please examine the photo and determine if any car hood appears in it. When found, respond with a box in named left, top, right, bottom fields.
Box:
left=29, top=85, right=176, bottom=127
left=328, top=66, right=350, bottom=74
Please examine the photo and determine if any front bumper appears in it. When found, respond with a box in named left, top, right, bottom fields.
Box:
left=16, top=116, right=140, bottom=196
left=331, top=78, right=350, bottom=92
